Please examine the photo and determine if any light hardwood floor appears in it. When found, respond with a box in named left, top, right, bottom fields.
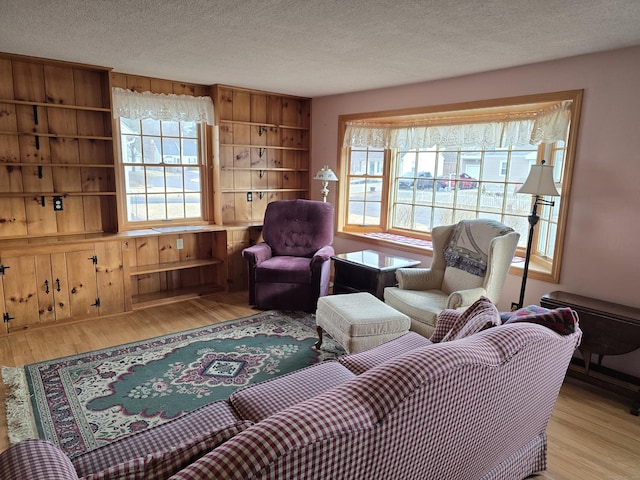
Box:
left=0, top=291, right=638, bottom=478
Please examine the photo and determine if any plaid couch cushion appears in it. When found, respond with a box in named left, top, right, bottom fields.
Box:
left=73, top=400, right=240, bottom=477
left=230, top=361, right=356, bottom=422
left=82, top=422, right=251, bottom=480
left=437, top=296, right=501, bottom=342
left=0, top=439, right=79, bottom=480
left=503, top=306, right=578, bottom=335
left=339, top=332, right=432, bottom=374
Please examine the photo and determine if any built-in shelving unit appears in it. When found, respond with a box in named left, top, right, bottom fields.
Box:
left=123, top=226, right=228, bottom=309
left=213, top=85, right=311, bottom=225
left=0, top=53, right=116, bottom=239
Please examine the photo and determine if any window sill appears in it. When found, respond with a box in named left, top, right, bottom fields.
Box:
left=335, top=230, right=558, bottom=283
left=335, top=231, right=434, bottom=258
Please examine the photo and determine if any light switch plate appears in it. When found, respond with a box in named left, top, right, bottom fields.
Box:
left=176, top=238, right=184, bottom=250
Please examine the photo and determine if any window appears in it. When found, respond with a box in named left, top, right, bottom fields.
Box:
left=337, top=90, right=582, bottom=282
left=112, top=88, right=214, bottom=227
left=119, top=118, right=204, bottom=222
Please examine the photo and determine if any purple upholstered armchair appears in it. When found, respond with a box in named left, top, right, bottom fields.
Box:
left=242, top=199, right=335, bottom=312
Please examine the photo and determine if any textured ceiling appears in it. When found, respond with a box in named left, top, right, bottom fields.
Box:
left=2, top=0, right=640, bottom=97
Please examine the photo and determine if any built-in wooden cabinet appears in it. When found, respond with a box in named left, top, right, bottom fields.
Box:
left=0, top=53, right=116, bottom=239
left=213, top=85, right=311, bottom=224
left=0, top=240, right=125, bottom=333
left=0, top=54, right=314, bottom=331
left=123, top=227, right=227, bottom=309
left=226, top=225, right=263, bottom=292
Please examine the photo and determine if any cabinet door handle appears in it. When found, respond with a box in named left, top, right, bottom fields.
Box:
left=44, top=280, right=49, bottom=294
left=55, top=278, right=61, bottom=292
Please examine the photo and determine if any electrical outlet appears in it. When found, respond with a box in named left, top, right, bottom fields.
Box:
left=247, top=192, right=252, bottom=202
left=176, top=238, right=184, bottom=250
left=53, top=196, right=63, bottom=211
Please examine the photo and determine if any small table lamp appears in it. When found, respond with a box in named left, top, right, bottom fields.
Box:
left=515, top=160, right=560, bottom=309
left=313, top=165, right=339, bottom=202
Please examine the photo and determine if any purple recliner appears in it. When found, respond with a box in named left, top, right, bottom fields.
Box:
left=242, top=199, right=335, bottom=312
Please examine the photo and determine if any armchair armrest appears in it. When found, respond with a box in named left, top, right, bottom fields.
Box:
left=310, top=245, right=335, bottom=270
left=447, top=287, right=487, bottom=309
left=396, top=267, right=441, bottom=291
left=242, top=242, right=273, bottom=267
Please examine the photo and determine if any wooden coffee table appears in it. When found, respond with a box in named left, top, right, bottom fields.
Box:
left=331, top=249, right=420, bottom=300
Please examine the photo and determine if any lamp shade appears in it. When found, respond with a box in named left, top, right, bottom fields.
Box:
left=517, top=163, right=559, bottom=196
left=313, top=166, right=339, bottom=182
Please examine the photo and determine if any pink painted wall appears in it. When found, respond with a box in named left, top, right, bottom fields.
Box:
left=311, top=45, right=640, bottom=375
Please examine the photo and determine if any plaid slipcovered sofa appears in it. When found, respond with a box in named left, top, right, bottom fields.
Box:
left=0, top=302, right=581, bottom=480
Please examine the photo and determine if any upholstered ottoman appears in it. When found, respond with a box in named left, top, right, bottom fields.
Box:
left=315, top=292, right=411, bottom=353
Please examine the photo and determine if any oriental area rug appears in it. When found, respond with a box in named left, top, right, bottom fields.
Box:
left=1, top=310, right=344, bottom=458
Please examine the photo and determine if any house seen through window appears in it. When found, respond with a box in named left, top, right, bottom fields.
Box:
left=338, top=90, right=582, bottom=282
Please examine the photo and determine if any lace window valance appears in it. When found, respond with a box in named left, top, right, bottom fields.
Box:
left=344, top=101, right=572, bottom=149
left=112, top=87, right=215, bottom=125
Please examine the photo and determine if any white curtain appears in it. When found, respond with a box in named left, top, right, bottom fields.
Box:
left=344, top=101, right=572, bottom=149
left=112, top=87, right=215, bottom=125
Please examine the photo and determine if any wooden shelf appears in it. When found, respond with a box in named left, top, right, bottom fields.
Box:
left=0, top=162, right=115, bottom=168
left=130, top=258, right=223, bottom=276
left=220, top=166, right=308, bottom=172
left=219, top=143, right=308, bottom=151
left=219, top=188, right=308, bottom=194
left=131, top=284, right=226, bottom=309
left=0, top=131, right=112, bottom=141
left=0, top=191, right=116, bottom=197
left=219, top=119, right=309, bottom=131
left=0, top=98, right=111, bottom=112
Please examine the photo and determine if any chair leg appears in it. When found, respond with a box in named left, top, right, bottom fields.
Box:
left=315, top=326, right=323, bottom=349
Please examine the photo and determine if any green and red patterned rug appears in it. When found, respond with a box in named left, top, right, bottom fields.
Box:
left=2, top=310, right=344, bottom=458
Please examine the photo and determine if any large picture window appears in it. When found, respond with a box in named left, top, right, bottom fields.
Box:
left=337, top=91, right=582, bottom=282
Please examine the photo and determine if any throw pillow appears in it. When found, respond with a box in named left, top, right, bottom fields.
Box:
left=499, top=304, right=550, bottom=323
left=439, top=296, right=501, bottom=342
left=84, top=421, right=251, bottom=480
left=503, top=306, right=578, bottom=335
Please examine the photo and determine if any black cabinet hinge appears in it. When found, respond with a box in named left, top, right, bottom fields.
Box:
left=88, top=255, right=98, bottom=265
left=91, top=298, right=101, bottom=307
left=0, top=264, right=9, bottom=275
left=3, top=312, right=14, bottom=323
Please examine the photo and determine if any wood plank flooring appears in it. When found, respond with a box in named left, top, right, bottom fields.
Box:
left=1, top=291, right=639, bottom=478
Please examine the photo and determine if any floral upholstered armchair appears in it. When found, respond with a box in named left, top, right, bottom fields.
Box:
left=242, top=199, right=334, bottom=312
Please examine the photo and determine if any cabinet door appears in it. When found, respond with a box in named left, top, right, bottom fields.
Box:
left=227, top=228, right=249, bottom=292
left=0, top=275, right=5, bottom=333
left=1, top=255, right=40, bottom=331
left=35, top=254, right=56, bottom=323
left=31, top=253, right=75, bottom=324
left=94, top=241, right=125, bottom=316
left=65, top=248, right=99, bottom=319
left=50, top=252, right=72, bottom=321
